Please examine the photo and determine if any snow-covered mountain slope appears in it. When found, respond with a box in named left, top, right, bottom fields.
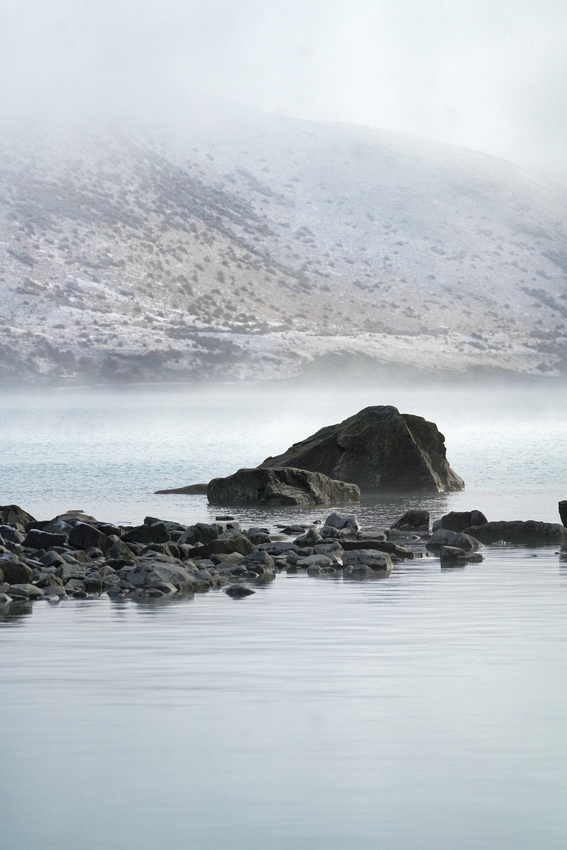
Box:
left=1, top=110, right=566, bottom=385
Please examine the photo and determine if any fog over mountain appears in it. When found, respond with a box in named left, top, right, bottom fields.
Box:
left=1, top=1, right=567, bottom=385
left=1, top=109, right=567, bottom=385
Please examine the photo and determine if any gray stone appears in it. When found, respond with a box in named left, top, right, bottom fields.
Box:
left=341, top=549, right=393, bottom=572
left=68, top=523, right=113, bottom=554
left=0, top=505, right=36, bottom=532
left=208, top=467, right=360, bottom=506
left=260, top=405, right=464, bottom=494
left=23, top=529, right=67, bottom=549
left=127, top=561, right=203, bottom=592
left=225, top=585, right=255, bottom=598
left=177, top=523, right=218, bottom=546
left=9, top=583, right=44, bottom=599
left=324, top=512, right=360, bottom=531
left=154, top=483, right=209, bottom=494
left=122, top=524, right=170, bottom=546
left=0, top=525, right=24, bottom=545
left=0, top=557, right=33, bottom=585
left=426, top=529, right=482, bottom=553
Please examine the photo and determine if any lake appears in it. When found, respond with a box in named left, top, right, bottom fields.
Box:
left=1, top=381, right=567, bottom=849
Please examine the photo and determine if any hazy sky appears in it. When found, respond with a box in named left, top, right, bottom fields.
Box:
left=1, top=0, right=566, bottom=162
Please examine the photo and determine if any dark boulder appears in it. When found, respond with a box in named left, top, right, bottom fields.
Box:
left=177, top=523, right=218, bottom=546
left=68, top=523, right=113, bottom=554
left=0, top=505, right=36, bottom=532
left=0, top=557, right=33, bottom=584
left=23, top=529, right=68, bottom=550
left=259, top=406, right=464, bottom=493
left=390, top=510, right=430, bottom=531
left=122, top=524, right=170, bottom=546
left=207, top=467, right=360, bottom=507
left=463, top=520, right=567, bottom=545
left=0, top=525, right=25, bottom=545
left=434, top=510, right=488, bottom=532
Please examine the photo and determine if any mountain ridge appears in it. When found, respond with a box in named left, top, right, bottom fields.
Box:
left=1, top=110, right=566, bottom=385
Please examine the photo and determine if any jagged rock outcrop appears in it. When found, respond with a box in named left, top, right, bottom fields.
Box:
left=260, top=406, right=464, bottom=493
left=207, top=467, right=361, bottom=506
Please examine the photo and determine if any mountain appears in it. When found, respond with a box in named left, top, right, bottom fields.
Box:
left=1, top=109, right=567, bottom=385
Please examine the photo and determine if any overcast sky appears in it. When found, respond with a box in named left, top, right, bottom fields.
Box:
left=1, top=0, right=566, bottom=162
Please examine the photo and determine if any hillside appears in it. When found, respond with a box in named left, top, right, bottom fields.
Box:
left=1, top=109, right=567, bottom=385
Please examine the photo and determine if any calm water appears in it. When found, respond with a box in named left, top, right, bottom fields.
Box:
left=1, top=382, right=567, bottom=849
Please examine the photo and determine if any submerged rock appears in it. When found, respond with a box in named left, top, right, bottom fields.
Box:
left=154, top=483, right=209, bottom=495
left=259, top=405, right=464, bottom=493
left=207, top=467, right=360, bottom=506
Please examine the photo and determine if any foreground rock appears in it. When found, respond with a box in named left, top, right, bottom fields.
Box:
left=260, top=405, right=464, bottom=493
left=0, top=506, right=424, bottom=613
left=207, top=467, right=360, bottom=506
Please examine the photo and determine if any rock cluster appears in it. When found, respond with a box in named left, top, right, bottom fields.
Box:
left=0, top=503, right=422, bottom=609
left=1, top=503, right=565, bottom=612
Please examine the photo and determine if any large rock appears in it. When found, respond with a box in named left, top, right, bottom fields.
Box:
left=259, top=406, right=464, bottom=493
left=463, top=520, right=567, bottom=545
left=207, top=467, right=360, bottom=506
left=0, top=505, right=36, bottom=532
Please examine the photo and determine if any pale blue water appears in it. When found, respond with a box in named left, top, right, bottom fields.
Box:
left=1, top=382, right=567, bottom=849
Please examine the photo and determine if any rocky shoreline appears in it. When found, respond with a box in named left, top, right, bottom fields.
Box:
left=1, top=504, right=566, bottom=612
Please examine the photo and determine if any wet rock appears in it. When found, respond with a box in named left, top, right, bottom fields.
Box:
left=225, top=585, right=255, bottom=598
left=207, top=467, right=360, bottom=506
left=342, top=549, right=393, bottom=572
left=390, top=510, right=430, bottom=531
left=127, top=561, right=204, bottom=592
left=463, top=520, right=567, bottom=545
left=65, top=578, right=88, bottom=597
left=324, top=512, right=360, bottom=531
left=260, top=405, right=464, bottom=494
left=341, top=539, right=416, bottom=559
left=434, top=510, right=488, bottom=533
left=155, top=483, right=208, bottom=494
left=293, top=527, right=324, bottom=547
left=426, top=529, right=482, bottom=553
left=204, top=532, right=257, bottom=557
left=9, top=583, right=45, bottom=599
